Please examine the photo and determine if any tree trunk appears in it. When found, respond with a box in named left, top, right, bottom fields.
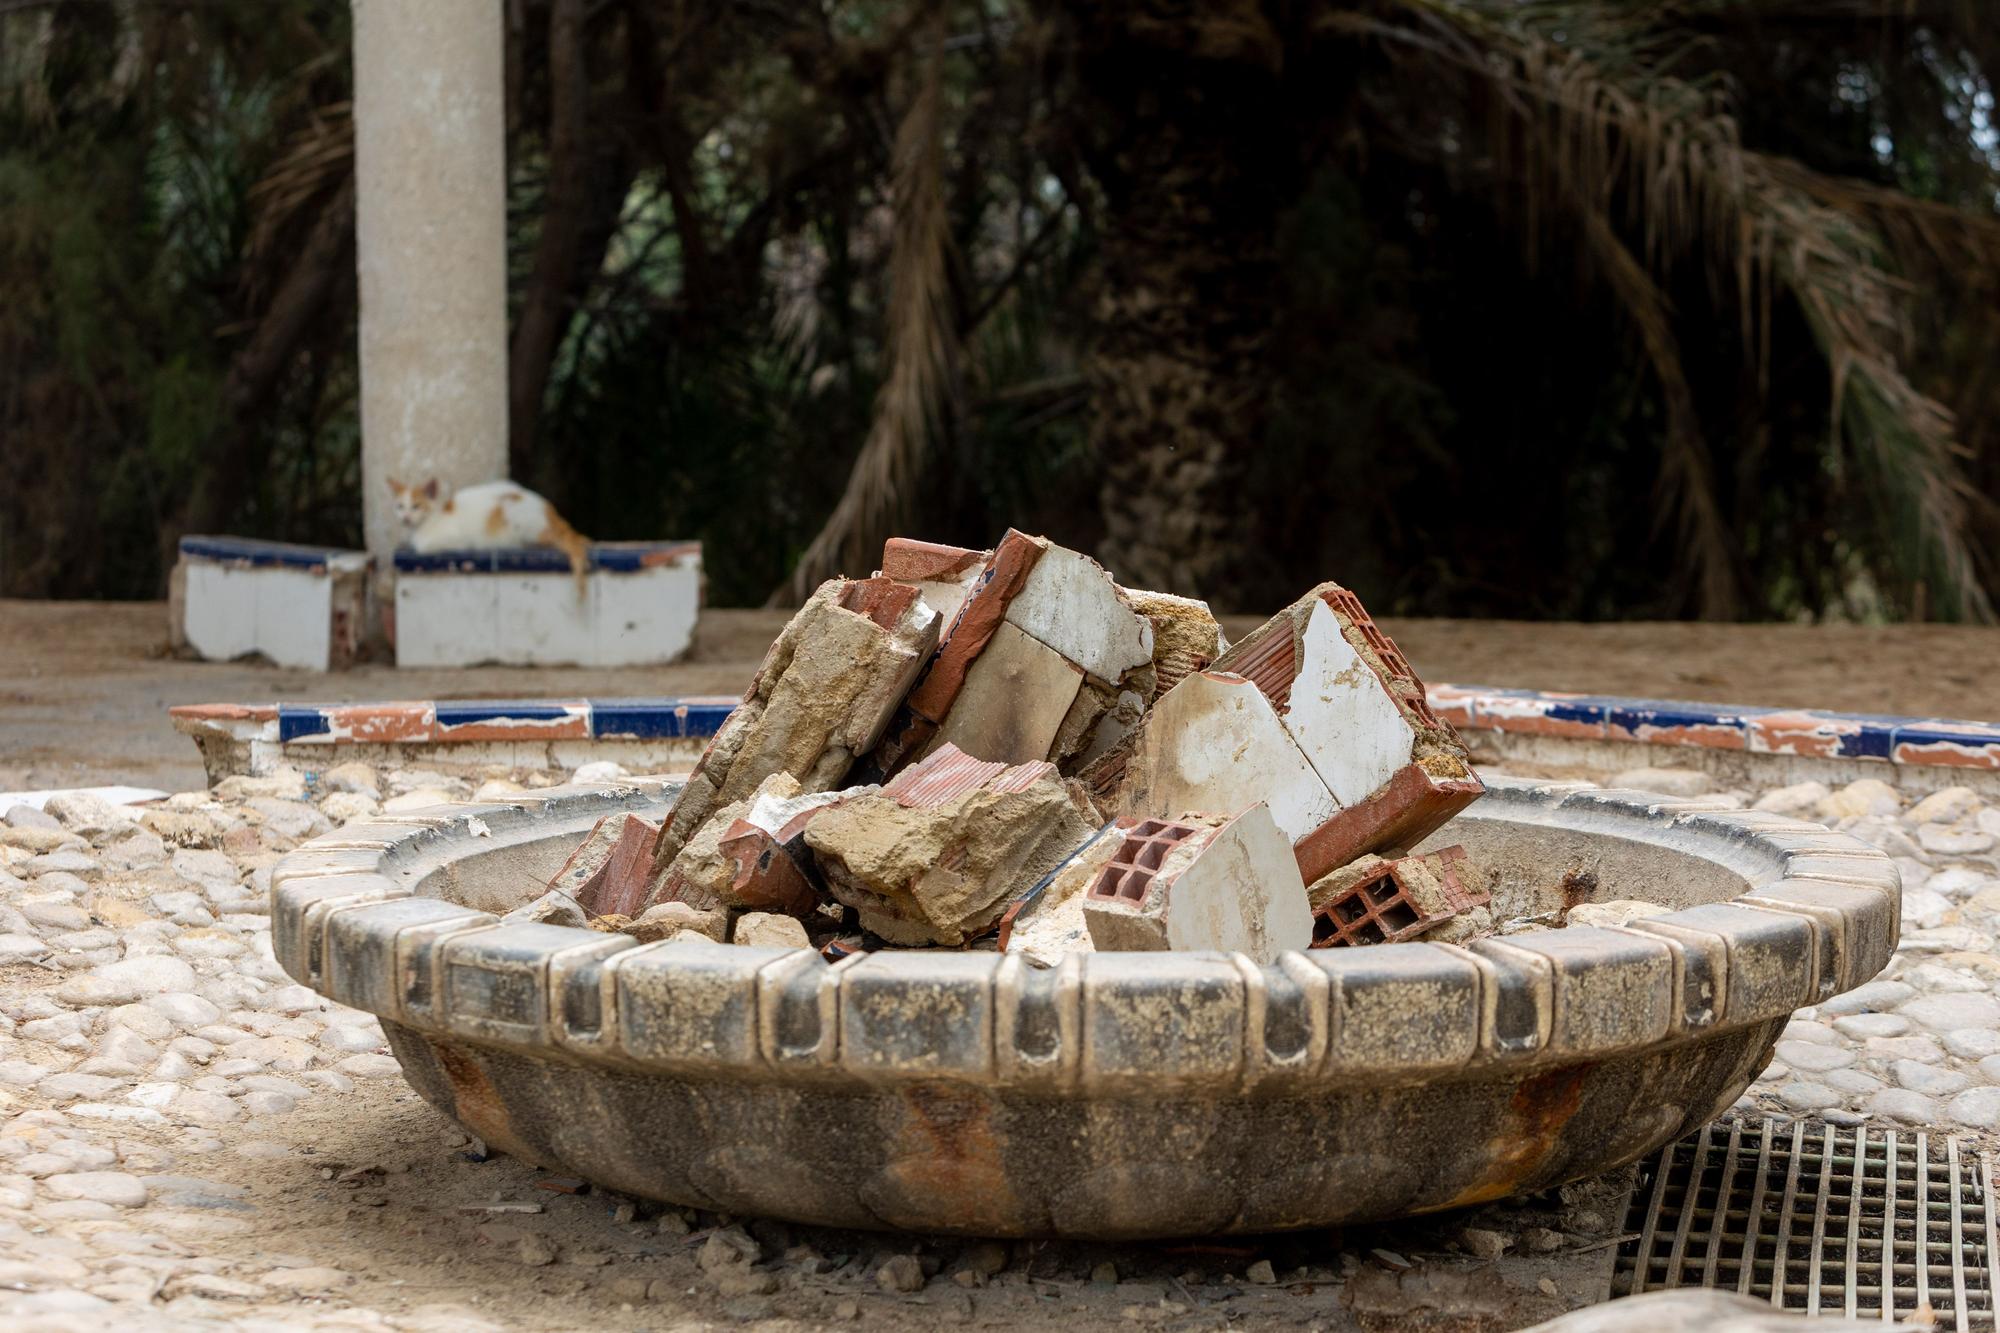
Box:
left=1054, top=1, right=1293, bottom=606
left=508, top=0, right=590, bottom=477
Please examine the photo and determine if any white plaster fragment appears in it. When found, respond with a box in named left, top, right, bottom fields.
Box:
left=1280, top=599, right=1416, bottom=806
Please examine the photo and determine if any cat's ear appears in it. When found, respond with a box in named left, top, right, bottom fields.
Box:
left=420, top=478, right=440, bottom=499
left=387, top=477, right=405, bottom=496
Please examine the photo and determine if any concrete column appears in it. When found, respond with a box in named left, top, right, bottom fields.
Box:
left=352, top=0, right=508, bottom=607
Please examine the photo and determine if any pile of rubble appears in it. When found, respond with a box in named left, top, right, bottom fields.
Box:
left=518, top=532, right=1493, bottom=964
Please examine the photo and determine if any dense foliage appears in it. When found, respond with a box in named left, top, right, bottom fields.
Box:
left=2, top=1, right=1997, bottom=619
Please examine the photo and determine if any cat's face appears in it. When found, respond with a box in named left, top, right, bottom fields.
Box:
left=387, top=477, right=441, bottom=529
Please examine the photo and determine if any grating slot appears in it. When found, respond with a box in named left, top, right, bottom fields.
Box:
left=1616, top=1117, right=1997, bottom=1327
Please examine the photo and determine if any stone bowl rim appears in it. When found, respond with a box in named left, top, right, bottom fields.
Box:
left=270, top=774, right=1901, bottom=1090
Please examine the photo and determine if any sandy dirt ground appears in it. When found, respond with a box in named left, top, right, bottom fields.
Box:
left=6, top=599, right=2000, bottom=793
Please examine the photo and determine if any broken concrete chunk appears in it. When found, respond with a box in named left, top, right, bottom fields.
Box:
left=624, top=901, right=728, bottom=944
left=1120, top=587, right=1225, bottom=698
left=804, top=743, right=1095, bottom=946
left=1307, top=845, right=1491, bottom=947
left=997, top=825, right=1126, bottom=967
left=1211, top=583, right=1482, bottom=882
left=1565, top=899, right=1668, bottom=929
left=650, top=575, right=940, bottom=875
left=1081, top=804, right=1311, bottom=964
left=731, top=912, right=813, bottom=950
left=503, top=890, right=590, bottom=930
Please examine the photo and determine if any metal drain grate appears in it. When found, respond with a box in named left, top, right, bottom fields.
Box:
left=1615, top=1117, right=1998, bottom=1328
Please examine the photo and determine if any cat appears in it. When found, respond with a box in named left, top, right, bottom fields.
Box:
left=388, top=477, right=592, bottom=596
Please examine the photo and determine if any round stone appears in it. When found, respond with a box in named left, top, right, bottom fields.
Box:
left=1867, top=1089, right=1941, bottom=1125
left=336, top=1053, right=402, bottom=1079
left=1893, top=1060, right=1971, bottom=1097
left=1944, top=1029, right=2000, bottom=1060
left=1900, top=993, right=2000, bottom=1032
left=1832, top=1013, right=1909, bottom=1040
left=42, top=1171, right=147, bottom=1207
left=55, top=957, right=198, bottom=1007
left=1945, top=1086, right=2000, bottom=1132
left=1818, top=980, right=1915, bottom=1016
left=1775, top=1083, right=1842, bottom=1112
left=1820, top=779, right=1902, bottom=821
left=1775, top=1041, right=1855, bottom=1073
left=1823, top=1069, right=1886, bottom=1095
left=1920, top=824, right=1994, bottom=856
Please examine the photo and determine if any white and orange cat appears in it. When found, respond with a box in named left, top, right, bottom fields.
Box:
left=388, top=477, right=592, bottom=595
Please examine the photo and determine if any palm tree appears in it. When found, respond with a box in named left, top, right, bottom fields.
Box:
left=795, top=0, right=2000, bottom=617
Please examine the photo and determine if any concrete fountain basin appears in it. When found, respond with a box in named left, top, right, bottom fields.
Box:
left=271, top=775, right=1898, bottom=1239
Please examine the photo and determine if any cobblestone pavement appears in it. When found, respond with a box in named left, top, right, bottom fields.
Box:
left=0, top=760, right=1986, bottom=1329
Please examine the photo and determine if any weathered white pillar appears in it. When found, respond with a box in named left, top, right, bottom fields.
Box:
left=352, top=0, right=508, bottom=609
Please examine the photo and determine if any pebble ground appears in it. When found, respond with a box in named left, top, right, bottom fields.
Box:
left=0, top=759, right=1987, bottom=1328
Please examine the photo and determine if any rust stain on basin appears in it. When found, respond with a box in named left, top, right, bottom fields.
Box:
left=1439, top=1065, right=1590, bottom=1209
left=879, top=1081, right=1022, bottom=1231
left=431, top=1039, right=540, bottom=1165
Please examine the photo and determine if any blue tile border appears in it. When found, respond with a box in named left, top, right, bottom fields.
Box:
left=392, top=541, right=700, bottom=575
left=174, top=688, right=2000, bottom=775
left=180, top=535, right=368, bottom=573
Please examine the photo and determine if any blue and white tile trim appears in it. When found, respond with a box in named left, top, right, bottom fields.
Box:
left=177, top=535, right=369, bottom=575
left=173, top=687, right=2000, bottom=774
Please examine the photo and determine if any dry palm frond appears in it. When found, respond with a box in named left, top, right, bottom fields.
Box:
left=242, top=99, right=354, bottom=306
left=1344, top=0, right=1996, bottom=620
left=777, top=15, right=959, bottom=604
left=1579, top=209, right=1738, bottom=618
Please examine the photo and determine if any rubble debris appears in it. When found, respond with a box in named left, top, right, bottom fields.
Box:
left=732, top=911, right=812, bottom=950
left=803, top=744, right=1095, bottom=945
left=1564, top=899, right=1667, bottom=929
left=1307, top=846, right=1491, bottom=947
left=651, top=773, right=846, bottom=916
left=1089, top=582, right=1482, bottom=883
left=1082, top=804, right=1312, bottom=964
left=502, top=889, right=590, bottom=930
left=870, top=531, right=1158, bottom=775
left=997, top=825, right=1126, bottom=966
left=531, top=532, right=1528, bottom=963
left=574, top=815, right=662, bottom=918
left=620, top=901, right=728, bottom=944
left=647, top=575, right=941, bottom=878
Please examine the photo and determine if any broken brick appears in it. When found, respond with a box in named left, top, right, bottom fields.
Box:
left=880, top=537, right=987, bottom=628
left=1211, top=582, right=1483, bottom=882
left=1081, top=804, right=1311, bottom=963
left=1307, top=845, right=1491, bottom=948
left=871, top=532, right=1157, bottom=775
left=573, top=814, right=663, bottom=919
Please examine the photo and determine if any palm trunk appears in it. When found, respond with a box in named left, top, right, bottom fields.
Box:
left=1058, top=2, right=1293, bottom=605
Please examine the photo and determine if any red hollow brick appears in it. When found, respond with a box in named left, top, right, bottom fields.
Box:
left=1292, top=762, right=1484, bottom=885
